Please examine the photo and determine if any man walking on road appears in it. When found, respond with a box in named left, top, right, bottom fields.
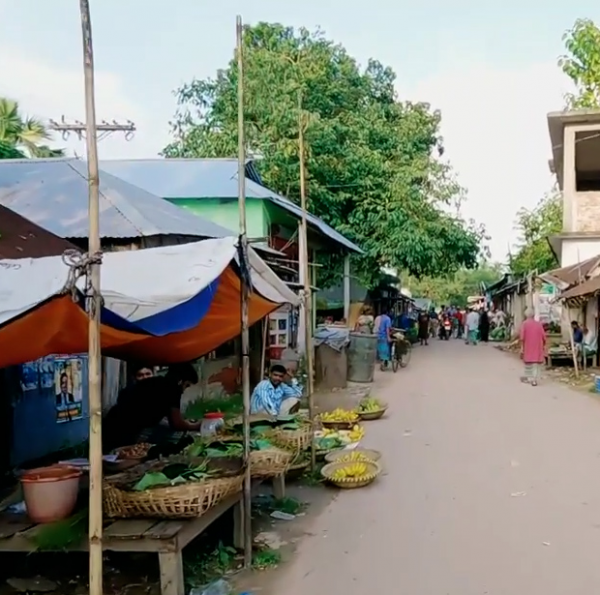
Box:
left=465, top=308, right=480, bottom=345
left=520, top=308, right=546, bottom=386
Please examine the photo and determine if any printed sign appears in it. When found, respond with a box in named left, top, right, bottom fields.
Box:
left=54, top=357, right=83, bottom=423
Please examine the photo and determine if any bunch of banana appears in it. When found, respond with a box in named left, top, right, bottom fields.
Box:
left=335, top=452, right=372, bottom=463
left=320, top=408, right=359, bottom=423
left=331, top=462, right=369, bottom=480
left=321, top=427, right=338, bottom=437
left=358, top=397, right=382, bottom=413
left=348, top=424, right=365, bottom=442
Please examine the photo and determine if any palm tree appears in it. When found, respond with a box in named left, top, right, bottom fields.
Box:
left=0, top=97, right=64, bottom=158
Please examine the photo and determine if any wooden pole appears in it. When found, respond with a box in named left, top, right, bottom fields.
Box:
left=260, top=318, right=268, bottom=380
left=236, top=15, right=252, bottom=568
left=79, top=2, right=103, bottom=595
left=298, top=90, right=316, bottom=471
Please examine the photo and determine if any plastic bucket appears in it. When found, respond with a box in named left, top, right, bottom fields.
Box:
left=20, top=465, right=82, bottom=523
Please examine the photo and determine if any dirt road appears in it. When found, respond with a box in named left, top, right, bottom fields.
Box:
left=273, top=341, right=600, bottom=595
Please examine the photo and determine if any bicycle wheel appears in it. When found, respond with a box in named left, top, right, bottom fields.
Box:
left=390, top=344, right=398, bottom=372
left=399, top=344, right=412, bottom=368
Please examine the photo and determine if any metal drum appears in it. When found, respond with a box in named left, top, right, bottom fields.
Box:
left=347, top=332, right=377, bottom=383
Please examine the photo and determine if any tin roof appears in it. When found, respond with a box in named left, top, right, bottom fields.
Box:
left=0, top=158, right=233, bottom=239
left=0, top=205, right=78, bottom=259
left=100, top=158, right=362, bottom=253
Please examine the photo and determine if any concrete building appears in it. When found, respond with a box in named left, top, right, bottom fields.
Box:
left=548, top=109, right=600, bottom=266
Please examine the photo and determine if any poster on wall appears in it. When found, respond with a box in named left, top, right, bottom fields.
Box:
left=54, top=357, right=83, bottom=423
left=39, top=357, right=55, bottom=389
left=20, top=362, right=39, bottom=392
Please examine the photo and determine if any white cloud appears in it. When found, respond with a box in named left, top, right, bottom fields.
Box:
left=403, top=61, right=570, bottom=261
left=0, top=47, right=167, bottom=159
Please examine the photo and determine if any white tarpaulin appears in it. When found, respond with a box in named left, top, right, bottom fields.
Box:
left=0, top=237, right=299, bottom=327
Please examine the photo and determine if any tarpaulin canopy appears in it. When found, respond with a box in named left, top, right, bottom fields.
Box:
left=0, top=238, right=299, bottom=367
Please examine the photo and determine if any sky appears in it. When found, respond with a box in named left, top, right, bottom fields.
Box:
left=0, top=0, right=597, bottom=260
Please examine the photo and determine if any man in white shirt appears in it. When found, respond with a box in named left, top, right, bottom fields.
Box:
left=465, top=308, right=480, bottom=345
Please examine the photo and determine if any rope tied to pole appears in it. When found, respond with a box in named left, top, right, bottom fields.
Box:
left=61, top=249, right=103, bottom=315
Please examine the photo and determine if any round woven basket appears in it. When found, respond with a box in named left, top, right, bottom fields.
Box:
left=357, top=406, right=388, bottom=421
left=324, top=448, right=382, bottom=464
left=285, top=456, right=310, bottom=480
left=269, top=425, right=312, bottom=452
left=249, top=448, right=293, bottom=478
left=321, top=460, right=381, bottom=489
left=103, top=474, right=244, bottom=519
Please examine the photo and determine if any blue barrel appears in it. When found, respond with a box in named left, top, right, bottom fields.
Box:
left=595, top=376, right=600, bottom=393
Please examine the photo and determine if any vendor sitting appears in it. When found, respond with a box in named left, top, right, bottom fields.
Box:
left=250, top=364, right=303, bottom=417
left=103, top=363, right=200, bottom=453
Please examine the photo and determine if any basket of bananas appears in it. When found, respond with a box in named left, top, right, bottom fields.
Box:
left=319, top=408, right=359, bottom=430
left=356, top=397, right=388, bottom=421
left=324, top=448, right=382, bottom=464
left=321, top=460, right=381, bottom=489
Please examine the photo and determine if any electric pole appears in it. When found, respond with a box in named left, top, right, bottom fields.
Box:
left=48, top=115, right=136, bottom=142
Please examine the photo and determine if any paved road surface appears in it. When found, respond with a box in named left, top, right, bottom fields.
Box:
left=275, top=341, right=600, bottom=595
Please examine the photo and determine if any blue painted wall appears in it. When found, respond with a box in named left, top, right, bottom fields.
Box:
left=11, top=355, right=90, bottom=466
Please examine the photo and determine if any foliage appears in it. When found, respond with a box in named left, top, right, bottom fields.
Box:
left=164, top=22, right=485, bottom=288
left=0, top=97, right=64, bottom=158
left=405, top=262, right=503, bottom=307
left=559, top=19, right=600, bottom=109
left=509, top=192, right=562, bottom=276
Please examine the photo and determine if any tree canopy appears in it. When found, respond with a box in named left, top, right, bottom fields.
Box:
left=164, top=22, right=485, bottom=288
left=559, top=18, right=600, bottom=109
left=405, top=262, right=503, bottom=307
left=509, top=192, right=561, bottom=276
left=0, top=97, right=64, bottom=158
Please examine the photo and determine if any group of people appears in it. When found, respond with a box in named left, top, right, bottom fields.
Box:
left=414, top=305, right=496, bottom=346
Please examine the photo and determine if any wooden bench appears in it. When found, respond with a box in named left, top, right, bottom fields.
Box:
left=0, top=475, right=286, bottom=595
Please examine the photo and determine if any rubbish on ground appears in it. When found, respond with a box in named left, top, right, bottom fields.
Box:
left=542, top=541, right=551, bottom=546
left=270, top=510, right=295, bottom=521
left=190, top=578, right=230, bottom=595
left=254, top=531, right=287, bottom=549
left=510, top=491, right=527, bottom=497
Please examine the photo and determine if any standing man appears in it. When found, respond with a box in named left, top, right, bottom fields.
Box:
left=465, top=308, right=480, bottom=345
left=520, top=309, right=546, bottom=386
left=377, top=308, right=393, bottom=368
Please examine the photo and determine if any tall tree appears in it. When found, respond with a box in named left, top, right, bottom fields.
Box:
left=509, top=192, right=562, bottom=276
left=0, top=97, right=64, bottom=158
left=559, top=18, right=600, bottom=109
left=164, top=22, right=484, bottom=288
left=405, top=262, right=503, bottom=307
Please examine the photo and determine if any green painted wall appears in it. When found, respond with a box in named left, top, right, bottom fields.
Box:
left=168, top=198, right=268, bottom=238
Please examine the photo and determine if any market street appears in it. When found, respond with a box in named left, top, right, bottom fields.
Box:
left=274, top=341, right=600, bottom=595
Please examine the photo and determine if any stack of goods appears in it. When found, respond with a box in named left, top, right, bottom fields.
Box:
left=314, top=408, right=365, bottom=459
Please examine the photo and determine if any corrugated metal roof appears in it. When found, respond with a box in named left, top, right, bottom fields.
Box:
left=0, top=205, right=79, bottom=259
left=100, top=158, right=362, bottom=253
left=0, top=158, right=233, bottom=239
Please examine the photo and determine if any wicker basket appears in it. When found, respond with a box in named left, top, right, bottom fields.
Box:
left=103, top=474, right=244, bottom=519
left=357, top=406, right=388, bottom=421
left=321, top=460, right=381, bottom=489
left=269, top=424, right=312, bottom=452
left=249, top=448, right=293, bottom=478
left=285, top=456, right=310, bottom=480
left=324, top=448, right=382, bottom=464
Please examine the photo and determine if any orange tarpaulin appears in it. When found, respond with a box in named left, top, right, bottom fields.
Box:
left=0, top=267, right=281, bottom=367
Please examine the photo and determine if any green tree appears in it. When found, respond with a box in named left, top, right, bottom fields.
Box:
left=509, top=192, right=562, bottom=276
left=406, top=262, right=503, bottom=307
left=0, top=97, right=64, bottom=158
left=559, top=18, right=600, bottom=109
left=164, top=22, right=484, bottom=288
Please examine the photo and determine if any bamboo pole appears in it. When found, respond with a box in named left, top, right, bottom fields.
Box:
left=79, top=2, right=103, bottom=594
left=236, top=15, right=252, bottom=568
left=260, top=317, right=268, bottom=380
left=298, top=90, right=316, bottom=471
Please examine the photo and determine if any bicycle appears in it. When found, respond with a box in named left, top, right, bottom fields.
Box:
left=390, top=330, right=412, bottom=372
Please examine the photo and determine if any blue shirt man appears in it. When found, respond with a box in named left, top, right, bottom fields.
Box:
left=250, top=364, right=303, bottom=416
